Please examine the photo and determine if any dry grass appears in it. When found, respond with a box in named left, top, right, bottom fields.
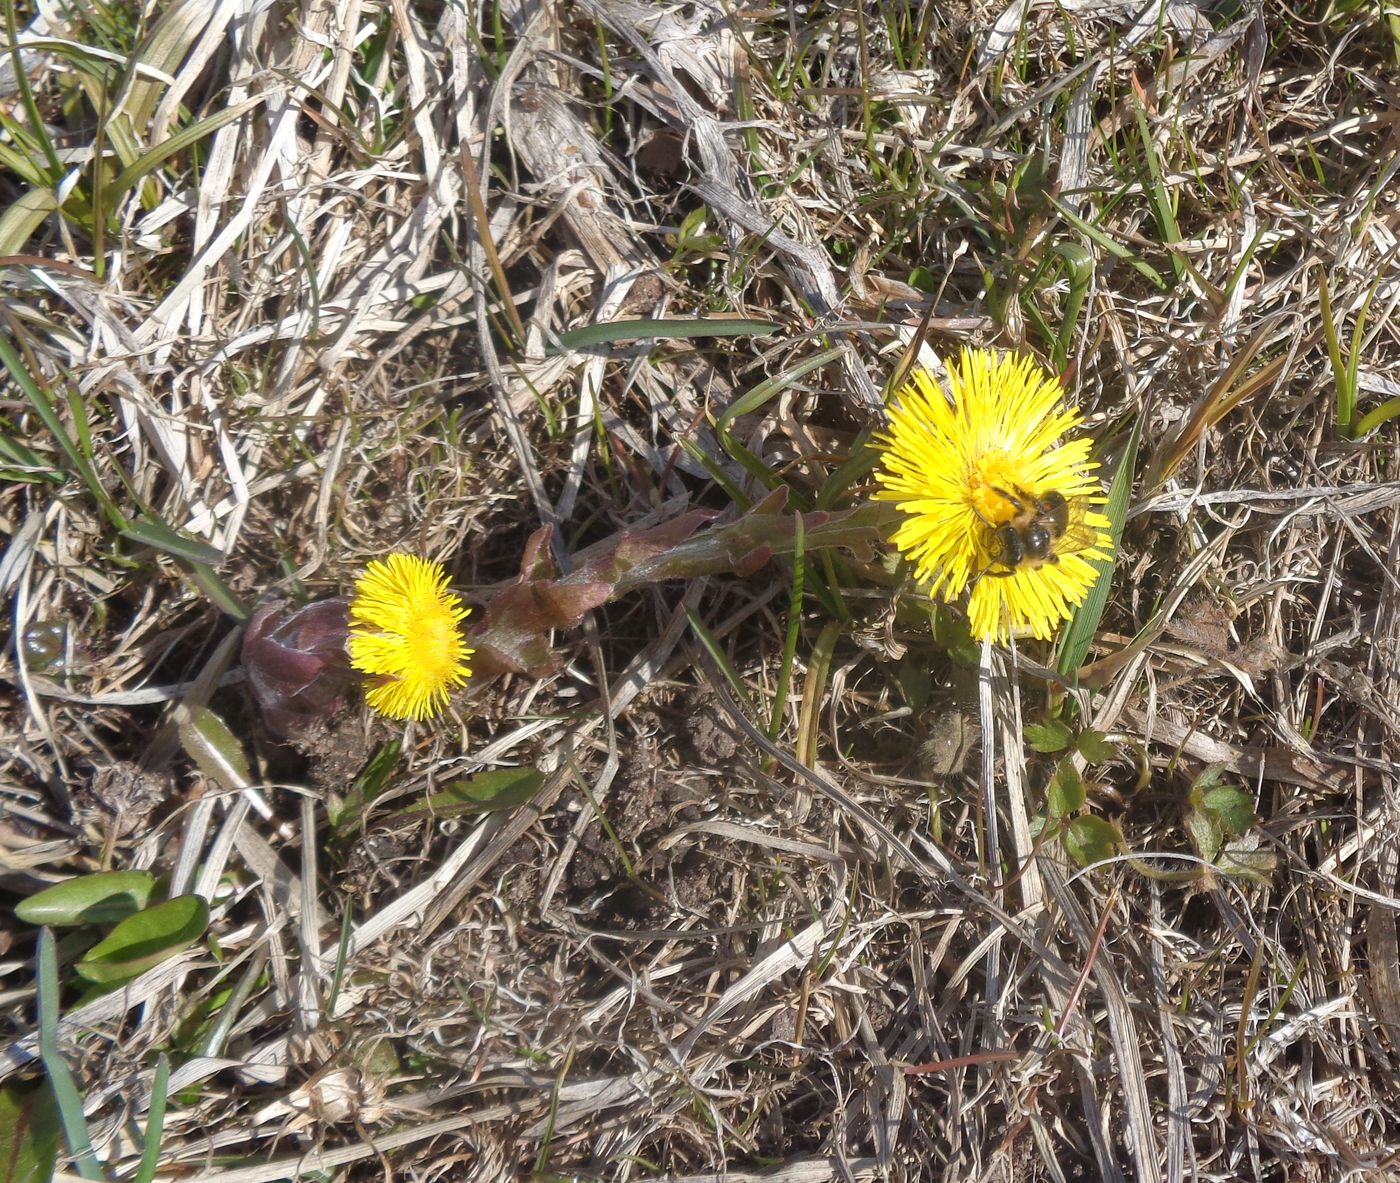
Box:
left=3, top=1, right=1400, bottom=1180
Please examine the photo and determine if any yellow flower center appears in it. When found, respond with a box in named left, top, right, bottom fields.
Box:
left=408, top=612, right=465, bottom=681
left=967, top=452, right=1034, bottom=526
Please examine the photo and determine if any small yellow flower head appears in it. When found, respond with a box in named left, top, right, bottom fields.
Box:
left=872, top=348, right=1114, bottom=643
left=348, top=554, right=473, bottom=721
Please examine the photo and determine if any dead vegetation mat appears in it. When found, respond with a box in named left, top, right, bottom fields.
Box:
left=3, top=2, right=1400, bottom=1181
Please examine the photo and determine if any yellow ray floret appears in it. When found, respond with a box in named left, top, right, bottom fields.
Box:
left=348, top=554, right=473, bottom=720
left=872, top=348, right=1114, bottom=642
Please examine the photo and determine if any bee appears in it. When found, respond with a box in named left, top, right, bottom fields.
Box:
left=981, top=486, right=1094, bottom=573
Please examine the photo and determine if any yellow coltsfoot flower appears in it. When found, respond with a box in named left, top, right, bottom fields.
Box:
left=872, top=347, right=1113, bottom=643
left=348, top=554, right=473, bottom=721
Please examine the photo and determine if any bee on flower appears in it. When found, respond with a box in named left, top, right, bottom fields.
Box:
left=347, top=554, right=473, bottom=721
left=871, top=347, right=1114, bottom=643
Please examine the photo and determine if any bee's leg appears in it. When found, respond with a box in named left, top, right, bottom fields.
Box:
left=969, top=523, right=1022, bottom=581
left=973, top=558, right=1019, bottom=581
left=969, top=493, right=1022, bottom=577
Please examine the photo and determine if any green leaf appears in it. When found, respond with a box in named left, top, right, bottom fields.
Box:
left=0, top=182, right=60, bottom=257
left=329, top=741, right=402, bottom=832
left=397, top=768, right=546, bottom=818
left=1025, top=717, right=1072, bottom=753
left=1186, top=764, right=1230, bottom=801
left=1184, top=807, right=1224, bottom=863
left=893, top=658, right=932, bottom=711
left=120, top=515, right=224, bottom=566
left=183, top=561, right=248, bottom=621
left=1200, top=784, right=1258, bottom=837
left=0, top=333, right=122, bottom=525
left=1187, top=767, right=1259, bottom=843
left=931, top=605, right=979, bottom=666
left=1074, top=729, right=1118, bottom=763
left=179, top=706, right=251, bottom=791
left=119, top=518, right=247, bottom=619
left=1062, top=815, right=1120, bottom=866
left=908, top=265, right=937, bottom=291
left=717, top=348, right=846, bottom=434
left=0, top=433, right=64, bottom=485
left=1353, top=395, right=1400, bottom=438
left=15, top=870, right=158, bottom=927
left=1049, top=196, right=1168, bottom=290
left=75, top=896, right=209, bottom=986
left=1046, top=760, right=1086, bottom=819
left=0, top=1079, right=60, bottom=1183
left=553, top=317, right=777, bottom=350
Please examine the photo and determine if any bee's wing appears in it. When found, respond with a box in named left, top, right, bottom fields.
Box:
left=1051, top=496, right=1108, bottom=558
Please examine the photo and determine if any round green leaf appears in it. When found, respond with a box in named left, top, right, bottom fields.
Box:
left=1063, top=816, right=1120, bottom=866
left=1047, top=760, right=1087, bottom=819
left=1074, top=729, right=1118, bottom=763
left=1025, top=718, right=1073, bottom=754
left=1201, top=784, right=1257, bottom=836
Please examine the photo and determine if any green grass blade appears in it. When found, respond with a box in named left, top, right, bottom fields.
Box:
left=196, top=951, right=268, bottom=1060
left=3, top=0, right=64, bottom=180
left=131, top=1055, right=169, bottom=1183
left=325, top=906, right=355, bottom=1018
left=120, top=517, right=224, bottom=567
left=1131, top=100, right=1183, bottom=284
left=183, top=563, right=248, bottom=621
left=0, top=187, right=60, bottom=256
left=0, top=136, right=53, bottom=188
left=1058, top=417, right=1139, bottom=676
left=1052, top=241, right=1094, bottom=370
left=678, top=436, right=750, bottom=509
left=769, top=512, right=804, bottom=742
left=119, top=518, right=247, bottom=619
left=814, top=430, right=878, bottom=510
left=108, top=99, right=263, bottom=202
left=717, top=347, right=845, bottom=433
left=1050, top=198, right=1168, bottom=291
left=0, top=333, right=124, bottom=525
left=553, top=317, right=777, bottom=350
left=1354, top=396, right=1400, bottom=438
left=685, top=604, right=752, bottom=712
left=35, top=930, right=105, bottom=1181
left=0, top=431, right=64, bottom=483
left=1317, top=271, right=1354, bottom=436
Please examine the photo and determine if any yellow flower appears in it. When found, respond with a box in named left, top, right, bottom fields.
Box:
left=348, top=554, right=473, bottom=720
left=872, top=348, right=1114, bottom=643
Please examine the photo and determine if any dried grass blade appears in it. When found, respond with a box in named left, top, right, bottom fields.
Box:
left=1144, top=313, right=1313, bottom=490
left=1041, top=862, right=1162, bottom=1183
